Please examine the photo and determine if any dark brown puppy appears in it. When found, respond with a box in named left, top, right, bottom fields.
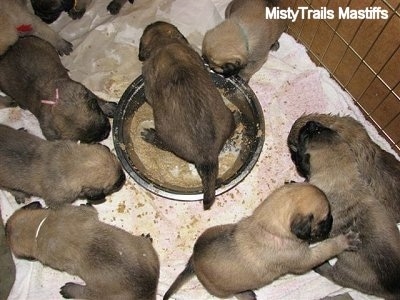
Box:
left=289, top=120, right=400, bottom=299
left=288, top=113, right=400, bottom=223
left=202, top=0, right=289, bottom=82
left=0, top=36, right=116, bottom=143
left=30, top=0, right=134, bottom=23
left=0, top=0, right=72, bottom=56
left=139, top=21, right=236, bottom=210
left=0, top=207, right=15, bottom=300
left=6, top=202, right=160, bottom=300
left=164, top=183, right=360, bottom=300
left=0, top=124, right=125, bottom=207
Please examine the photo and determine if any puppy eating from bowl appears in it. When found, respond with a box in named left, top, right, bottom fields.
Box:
left=0, top=124, right=125, bottom=207
left=163, top=183, right=360, bottom=300
left=6, top=202, right=160, bottom=300
left=138, top=21, right=236, bottom=210
left=202, top=0, right=289, bottom=83
left=0, top=36, right=116, bottom=143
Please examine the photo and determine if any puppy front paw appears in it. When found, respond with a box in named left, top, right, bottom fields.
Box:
left=141, top=233, right=153, bottom=243
left=60, top=282, right=86, bottom=299
left=343, top=230, right=361, bottom=251
left=107, top=1, right=122, bottom=14
left=56, top=39, right=73, bottom=56
left=68, top=8, right=86, bottom=20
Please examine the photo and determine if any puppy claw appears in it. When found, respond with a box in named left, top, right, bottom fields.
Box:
left=344, top=230, right=361, bottom=251
left=141, top=233, right=153, bottom=243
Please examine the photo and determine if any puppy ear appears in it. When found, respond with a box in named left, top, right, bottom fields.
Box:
left=138, top=40, right=150, bottom=61
left=291, top=214, right=313, bottom=241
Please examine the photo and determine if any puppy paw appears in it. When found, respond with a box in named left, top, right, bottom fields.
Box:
left=141, top=233, right=153, bottom=243
left=107, top=1, right=122, bottom=14
left=344, top=230, right=361, bottom=251
left=60, top=282, right=79, bottom=298
left=270, top=41, right=280, bottom=51
left=56, top=39, right=73, bottom=56
left=141, top=128, right=168, bottom=150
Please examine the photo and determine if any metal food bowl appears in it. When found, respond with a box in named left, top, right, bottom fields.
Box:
left=113, top=72, right=265, bottom=201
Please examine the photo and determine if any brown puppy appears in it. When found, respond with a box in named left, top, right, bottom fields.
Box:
left=30, top=0, right=134, bottom=23
left=202, top=0, right=289, bottom=82
left=163, top=183, right=360, bottom=300
left=288, top=113, right=400, bottom=223
left=0, top=207, right=15, bottom=300
left=290, top=120, right=400, bottom=299
left=0, top=124, right=125, bottom=207
left=6, top=202, right=160, bottom=300
left=0, top=0, right=72, bottom=56
left=139, top=21, right=236, bottom=210
left=0, top=36, right=116, bottom=143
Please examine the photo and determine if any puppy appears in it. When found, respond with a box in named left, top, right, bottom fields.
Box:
left=0, top=0, right=72, bottom=56
left=139, top=21, right=236, bottom=210
left=287, top=113, right=400, bottom=223
left=0, top=36, right=116, bottom=143
left=0, top=124, right=125, bottom=207
left=289, top=120, right=400, bottom=299
left=31, top=0, right=134, bottom=23
left=6, top=202, right=160, bottom=300
left=202, top=0, right=289, bottom=82
left=163, top=183, right=360, bottom=300
left=0, top=207, right=15, bottom=300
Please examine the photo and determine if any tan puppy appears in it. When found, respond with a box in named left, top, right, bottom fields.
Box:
left=290, top=120, right=400, bottom=299
left=0, top=36, right=116, bottom=143
left=287, top=113, right=400, bottom=223
left=6, top=202, right=160, bottom=300
left=30, top=0, right=134, bottom=23
left=0, top=124, right=125, bottom=207
left=0, top=207, right=15, bottom=300
left=0, top=0, right=72, bottom=56
left=139, top=21, right=236, bottom=210
left=202, top=0, right=289, bottom=82
left=163, top=183, right=360, bottom=300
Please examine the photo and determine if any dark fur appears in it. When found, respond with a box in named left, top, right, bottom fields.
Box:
left=0, top=36, right=116, bottom=142
left=287, top=113, right=400, bottom=223
left=0, top=0, right=72, bottom=56
left=6, top=202, right=160, bottom=299
left=31, top=0, right=134, bottom=23
left=289, top=119, right=400, bottom=299
left=0, top=124, right=125, bottom=207
left=139, top=21, right=235, bottom=210
left=164, top=183, right=360, bottom=300
left=0, top=207, right=15, bottom=300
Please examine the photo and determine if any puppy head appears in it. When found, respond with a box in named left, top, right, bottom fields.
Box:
left=31, top=0, right=74, bottom=23
left=6, top=202, right=47, bottom=259
left=40, top=80, right=112, bottom=143
left=58, top=143, right=126, bottom=202
left=139, top=21, right=189, bottom=61
left=202, top=20, right=248, bottom=77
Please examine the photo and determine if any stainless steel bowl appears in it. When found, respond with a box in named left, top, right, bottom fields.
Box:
left=113, top=72, right=265, bottom=201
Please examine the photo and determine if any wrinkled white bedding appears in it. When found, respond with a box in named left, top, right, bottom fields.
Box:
left=1, top=0, right=398, bottom=299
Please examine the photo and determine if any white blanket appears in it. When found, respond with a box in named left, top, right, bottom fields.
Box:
left=1, top=0, right=398, bottom=299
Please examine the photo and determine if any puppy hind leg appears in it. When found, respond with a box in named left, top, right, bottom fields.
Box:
left=60, top=282, right=96, bottom=299
left=235, top=290, right=257, bottom=300
left=196, top=162, right=218, bottom=210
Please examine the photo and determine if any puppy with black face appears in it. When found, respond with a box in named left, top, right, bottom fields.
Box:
left=31, top=0, right=134, bottom=23
left=6, top=202, right=160, bottom=299
left=0, top=124, right=125, bottom=207
left=0, top=0, right=72, bottom=56
left=0, top=36, right=116, bottom=143
left=288, top=113, right=400, bottom=223
left=289, top=120, right=400, bottom=299
left=139, top=21, right=236, bottom=210
left=202, top=0, right=289, bottom=82
left=163, top=183, right=360, bottom=300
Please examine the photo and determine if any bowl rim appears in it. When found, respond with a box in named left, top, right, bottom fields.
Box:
left=112, top=73, right=265, bottom=201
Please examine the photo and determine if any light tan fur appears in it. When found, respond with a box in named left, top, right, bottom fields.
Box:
left=0, top=0, right=72, bottom=56
left=202, top=0, right=289, bottom=82
left=163, top=183, right=359, bottom=300
left=0, top=124, right=125, bottom=207
left=289, top=119, right=400, bottom=299
left=6, top=203, right=160, bottom=299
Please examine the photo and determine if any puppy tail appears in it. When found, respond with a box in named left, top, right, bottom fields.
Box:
left=196, top=162, right=218, bottom=210
left=163, top=256, right=195, bottom=300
